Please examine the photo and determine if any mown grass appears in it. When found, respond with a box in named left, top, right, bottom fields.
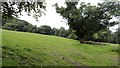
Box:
left=2, top=30, right=119, bottom=66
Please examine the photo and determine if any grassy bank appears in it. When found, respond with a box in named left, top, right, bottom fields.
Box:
left=2, top=30, right=119, bottom=66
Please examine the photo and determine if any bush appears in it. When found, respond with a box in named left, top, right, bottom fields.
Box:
left=3, top=23, right=15, bottom=30
left=111, top=47, right=120, bottom=53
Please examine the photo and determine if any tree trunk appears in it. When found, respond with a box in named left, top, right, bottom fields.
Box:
left=79, top=38, right=85, bottom=43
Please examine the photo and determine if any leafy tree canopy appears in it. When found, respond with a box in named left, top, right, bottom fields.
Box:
left=54, top=1, right=120, bottom=43
left=1, top=0, right=46, bottom=25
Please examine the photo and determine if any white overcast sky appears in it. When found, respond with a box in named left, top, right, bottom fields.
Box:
left=18, top=0, right=119, bottom=32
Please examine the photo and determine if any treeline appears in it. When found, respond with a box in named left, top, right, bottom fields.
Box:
left=3, top=24, right=77, bottom=39
left=87, top=29, right=119, bottom=44
left=2, top=17, right=119, bottom=44
left=2, top=17, right=77, bottom=39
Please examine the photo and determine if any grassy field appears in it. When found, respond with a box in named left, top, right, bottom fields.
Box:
left=2, top=30, right=119, bottom=66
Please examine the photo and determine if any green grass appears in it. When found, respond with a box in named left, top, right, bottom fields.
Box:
left=2, top=30, right=119, bottom=66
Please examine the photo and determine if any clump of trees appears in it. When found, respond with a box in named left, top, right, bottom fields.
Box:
left=2, top=17, right=78, bottom=39
left=87, top=29, right=111, bottom=42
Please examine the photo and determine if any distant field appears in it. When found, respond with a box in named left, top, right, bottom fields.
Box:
left=2, top=30, right=119, bottom=66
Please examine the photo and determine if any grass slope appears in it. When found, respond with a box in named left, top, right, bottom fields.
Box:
left=2, top=30, right=119, bottom=66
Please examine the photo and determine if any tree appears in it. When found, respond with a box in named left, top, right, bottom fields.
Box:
left=110, top=28, right=120, bottom=44
left=118, top=28, right=120, bottom=44
left=54, top=28, right=60, bottom=36
left=32, top=25, right=38, bottom=33
left=68, top=30, right=77, bottom=39
left=58, top=27, right=66, bottom=37
left=2, top=17, right=34, bottom=32
left=1, top=1, right=46, bottom=25
left=38, top=25, right=51, bottom=35
left=3, top=23, right=15, bottom=30
left=87, top=33, right=99, bottom=42
left=15, top=20, right=29, bottom=31
left=54, top=1, right=119, bottom=43
left=97, top=30, right=111, bottom=42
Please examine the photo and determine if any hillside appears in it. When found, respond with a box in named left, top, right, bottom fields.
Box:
left=2, top=16, right=29, bottom=26
left=2, top=30, right=119, bottom=66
